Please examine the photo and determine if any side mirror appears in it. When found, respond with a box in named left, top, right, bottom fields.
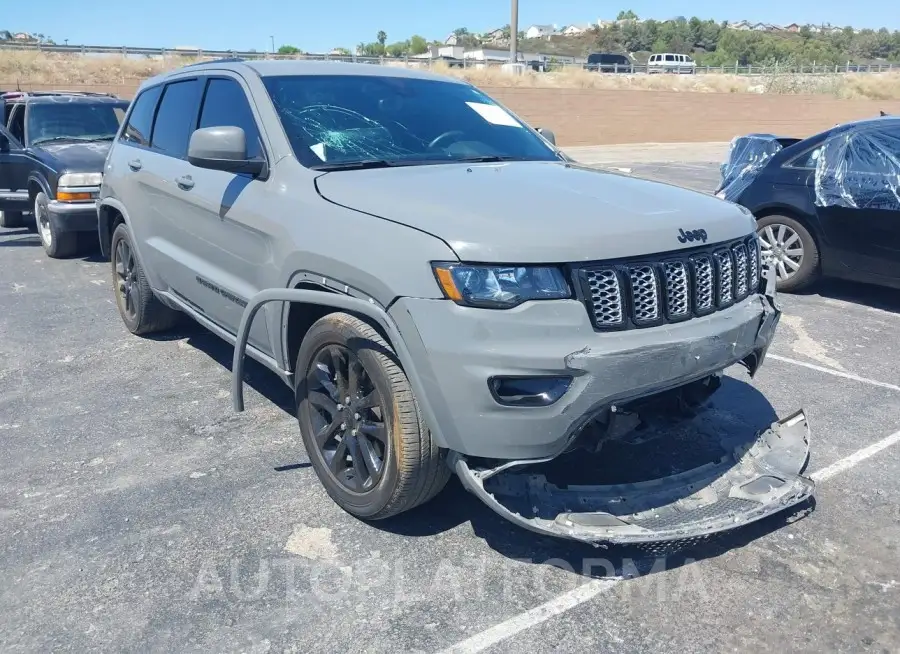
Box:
left=536, top=127, right=556, bottom=146
left=188, top=126, right=265, bottom=176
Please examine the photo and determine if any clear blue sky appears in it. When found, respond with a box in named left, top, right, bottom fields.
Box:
left=11, top=0, right=900, bottom=53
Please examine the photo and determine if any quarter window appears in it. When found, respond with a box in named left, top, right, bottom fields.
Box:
left=197, top=78, right=263, bottom=159
left=150, top=79, right=202, bottom=158
left=121, top=85, right=162, bottom=146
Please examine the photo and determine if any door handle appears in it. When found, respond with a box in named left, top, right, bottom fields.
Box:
left=127, top=159, right=142, bottom=171
left=175, top=175, right=195, bottom=190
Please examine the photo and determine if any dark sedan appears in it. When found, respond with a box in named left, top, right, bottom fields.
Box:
left=716, top=116, right=900, bottom=292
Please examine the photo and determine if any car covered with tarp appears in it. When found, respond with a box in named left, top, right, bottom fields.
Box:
left=715, top=115, right=900, bottom=292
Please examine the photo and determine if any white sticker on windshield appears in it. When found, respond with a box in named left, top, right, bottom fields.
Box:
left=465, top=102, right=522, bottom=128
left=310, top=142, right=326, bottom=160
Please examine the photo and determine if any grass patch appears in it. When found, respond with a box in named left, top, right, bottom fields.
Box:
left=1, top=51, right=899, bottom=100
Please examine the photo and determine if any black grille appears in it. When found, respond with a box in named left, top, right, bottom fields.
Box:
left=577, top=235, right=762, bottom=331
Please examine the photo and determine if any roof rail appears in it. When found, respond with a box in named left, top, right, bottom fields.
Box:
left=1, top=90, right=119, bottom=99
left=181, top=57, right=246, bottom=68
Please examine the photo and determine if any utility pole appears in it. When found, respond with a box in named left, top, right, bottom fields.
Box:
left=509, top=0, right=518, bottom=63
left=270, top=35, right=275, bottom=53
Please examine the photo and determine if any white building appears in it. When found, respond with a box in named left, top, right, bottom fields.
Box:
left=524, top=24, right=556, bottom=39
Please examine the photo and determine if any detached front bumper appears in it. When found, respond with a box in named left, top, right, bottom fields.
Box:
left=389, top=288, right=781, bottom=460
left=47, top=200, right=98, bottom=232
left=452, top=409, right=813, bottom=546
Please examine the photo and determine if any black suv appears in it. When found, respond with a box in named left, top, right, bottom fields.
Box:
left=0, top=91, right=130, bottom=257
left=584, top=52, right=632, bottom=73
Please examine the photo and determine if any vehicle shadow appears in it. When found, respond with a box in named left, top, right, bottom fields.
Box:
left=801, top=278, right=900, bottom=315
left=368, top=376, right=813, bottom=579
left=0, top=229, right=39, bottom=246
left=153, top=318, right=297, bottom=415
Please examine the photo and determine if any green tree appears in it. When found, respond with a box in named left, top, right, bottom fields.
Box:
left=332, top=47, right=351, bottom=55
left=376, top=30, right=387, bottom=46
left=409, top=34, right=428, bottom=55
left=277, top=44, right=302, bottom=54
left=616, top=9, right=638, bottom=21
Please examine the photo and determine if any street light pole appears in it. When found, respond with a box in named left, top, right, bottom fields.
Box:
left=270, top=35, right=274, bottom=53
left=510, top=0, right=518, bottom=63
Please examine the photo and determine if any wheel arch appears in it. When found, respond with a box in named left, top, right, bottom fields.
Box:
left=752, top=204, right=822, bottom=244
left=283, top=281, right=394, bottom=375
left=97, top=198, right=131, bottom=260
left=27, top=175, right=51, bottom=203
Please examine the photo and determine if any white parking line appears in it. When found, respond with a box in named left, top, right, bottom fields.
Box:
left=811, top=429, right=900, bottom=482
left=436, top=428, right=900, bottom=654
left=768, top=354, right=900, bottom=393
left=439, top=579, right=618, bottom=654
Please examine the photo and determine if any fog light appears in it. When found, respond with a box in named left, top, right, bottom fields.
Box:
left=488, top=376, right=572, bottom=407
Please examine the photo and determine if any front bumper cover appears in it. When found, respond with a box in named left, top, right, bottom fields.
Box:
left=452, top=408, right=814, bottom=546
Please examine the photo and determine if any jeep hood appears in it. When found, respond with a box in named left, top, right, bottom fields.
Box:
left=314, top=161, right=754, bottom=263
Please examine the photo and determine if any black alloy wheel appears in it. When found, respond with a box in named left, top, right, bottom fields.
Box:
left=305, top=343, right=387, bottom=492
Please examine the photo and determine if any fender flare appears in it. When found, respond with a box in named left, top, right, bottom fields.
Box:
left=26, top=174, right=52, bottom=201
left=97, top=197, right=133, bottom=259
left=232, top=288, right=446, bottom=448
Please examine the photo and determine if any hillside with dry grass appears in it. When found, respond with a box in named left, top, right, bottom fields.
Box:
left=2, top=51, right=900, bottom=101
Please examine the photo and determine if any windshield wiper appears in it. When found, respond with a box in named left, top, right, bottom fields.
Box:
left=452, top=155, right=532, bottom=164
left=32, top=135, right=116, bottom=145
left=309, top=159, right=404, bottom=171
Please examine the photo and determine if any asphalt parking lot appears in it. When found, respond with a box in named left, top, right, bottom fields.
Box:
left=1, top=160, right=899, bottom=653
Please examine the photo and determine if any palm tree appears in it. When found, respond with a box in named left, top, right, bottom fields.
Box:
left=376, top=31, right=387, bottom=46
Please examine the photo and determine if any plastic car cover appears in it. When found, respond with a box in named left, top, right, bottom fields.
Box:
left=814, top=128, right=900, bottom=211
left=717, top=134, right=784, bottom=199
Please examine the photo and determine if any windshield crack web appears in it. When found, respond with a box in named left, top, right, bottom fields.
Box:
left=281, top=104, right=418, bottom=162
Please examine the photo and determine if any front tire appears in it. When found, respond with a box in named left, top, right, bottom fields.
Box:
left=0, top=210, right=27, bottom=229
left=110, top=223, right=180, bottom=335
left=756, top=214, right=820, bottom=293
left=35, top=192, right=79, bottom=258
left=295, top=312, right=450, bottom=520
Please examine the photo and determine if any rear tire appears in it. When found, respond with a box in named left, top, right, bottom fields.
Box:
left=0, top=210, right=27, bottom=229
left=295, top=312, right=450, bottom=520
left=756, top=214, right=820, bottom=293
left=110, top=223, right=180, bottom=335
left=35, top=192, right=79, bottom=258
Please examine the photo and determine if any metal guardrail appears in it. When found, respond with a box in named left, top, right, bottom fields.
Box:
left=0, top=41, right=896, bottom=75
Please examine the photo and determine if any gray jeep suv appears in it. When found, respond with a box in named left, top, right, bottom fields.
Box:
left=98, top=59, right=814, bottom=545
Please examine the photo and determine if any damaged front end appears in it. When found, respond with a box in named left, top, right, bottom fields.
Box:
left=451, top=270, right=813, bottom=547
left=451, top=408, right=813, bottom=547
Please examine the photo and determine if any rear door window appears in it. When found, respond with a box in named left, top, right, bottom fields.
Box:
left=665, top=54, right=674, bottom=62
left=121, top=85, right=162, bottom=146
left=197, top=78, right=263, bottom=159
left=150, top=79, right=203, bottom=158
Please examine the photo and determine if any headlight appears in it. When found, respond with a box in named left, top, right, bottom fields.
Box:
left=58, top=172, right=103, bottom=187
left=432, top=262, right=571, bottom=309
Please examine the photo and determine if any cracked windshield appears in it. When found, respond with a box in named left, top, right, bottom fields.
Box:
left=262, top=74, right=559, bottom=168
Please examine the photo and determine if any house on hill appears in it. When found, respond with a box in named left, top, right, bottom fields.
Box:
left=562, top=24, right=592, bottom=36
left=524, top=24, right=556, bottom=39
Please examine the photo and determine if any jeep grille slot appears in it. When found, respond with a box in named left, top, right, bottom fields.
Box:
left=714, top=249, right=734, bottom=306
left=663, top=261, right=690, bottom=318
left=628, top=265, right=660, bottom=323
left=584, top=268, right=624, bottom=326
left=577, top=235, right=760, bottom=331
left=692, top=255, right=715, bottom=312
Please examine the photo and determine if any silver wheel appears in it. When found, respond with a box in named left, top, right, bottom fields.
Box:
left=35, top=195, right=52, bottom=246
left=758, top=223, right=804, bottom=282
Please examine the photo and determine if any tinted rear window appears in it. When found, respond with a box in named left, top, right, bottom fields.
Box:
left=150, top=79, right=202, bottom=158
left=122, top=85, right=162, bottom=146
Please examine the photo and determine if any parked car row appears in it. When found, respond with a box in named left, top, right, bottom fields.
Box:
left=0, top=60, right=815, bottom=548
left=716, top=114, right=900, bottom=293
left=0, top=90, right=130, bottom=257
